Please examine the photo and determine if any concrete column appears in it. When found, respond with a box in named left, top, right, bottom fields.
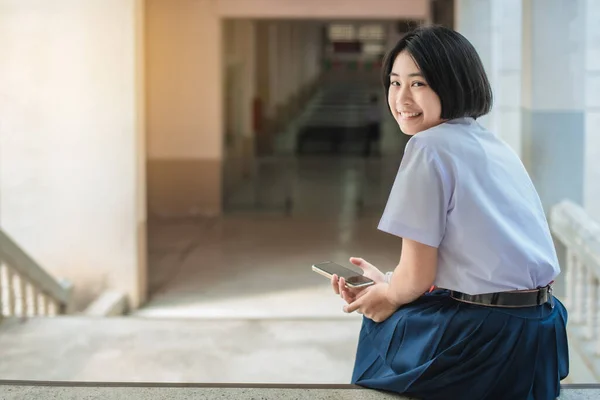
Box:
left=146, top=0, right=222, bottom=217
left=457, top=0, right=587, bottom=213
left=455, top=0, right=522, bottom=156
left=521, top=0, right=585, bottom=212
left=456, top=0, right=493, bottom=130
left=490, top=0, right=523, bottom=157
left=0, top=0, right=147, bottom=309
left=584, top=0, right=600, bottom=221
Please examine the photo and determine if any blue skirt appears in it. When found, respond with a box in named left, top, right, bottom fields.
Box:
left=351, top=290, right=569, bottom=400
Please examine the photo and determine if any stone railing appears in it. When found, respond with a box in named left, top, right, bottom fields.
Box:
left=551, top=200, right=600, bottom=380
left=0, top=229, right=72, bottom=319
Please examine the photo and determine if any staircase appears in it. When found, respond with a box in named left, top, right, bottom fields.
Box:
left=296, top=71, right=379, bottom=156
left=0, top=229, right=72, bottom=319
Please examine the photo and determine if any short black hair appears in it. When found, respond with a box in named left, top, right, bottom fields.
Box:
left=381, top=25, right=492, bottom=120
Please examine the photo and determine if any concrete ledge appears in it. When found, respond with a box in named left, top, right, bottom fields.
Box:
left=1, top=382, right=599, bottom=400
left=0, top=382, right=408, bottom=400
left=83, top=291, right=128, bottom=317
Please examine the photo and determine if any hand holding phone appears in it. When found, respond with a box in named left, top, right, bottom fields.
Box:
left=312, top=261, right=375, bottom=288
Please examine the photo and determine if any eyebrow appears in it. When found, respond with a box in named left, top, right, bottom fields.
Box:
left=389, top=72, right=424, bottom=78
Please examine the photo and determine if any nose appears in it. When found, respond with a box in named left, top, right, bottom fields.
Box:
left=395, top=85, right=412, bottom=108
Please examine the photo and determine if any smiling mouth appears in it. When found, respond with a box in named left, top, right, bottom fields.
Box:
left=398, top=111, right=422, bottom=119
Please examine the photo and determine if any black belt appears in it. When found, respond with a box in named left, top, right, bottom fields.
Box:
left=449, top=284, right=553, bottom=308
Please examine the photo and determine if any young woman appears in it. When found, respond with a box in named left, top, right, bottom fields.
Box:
left=331, top=26, right=569, bottom=400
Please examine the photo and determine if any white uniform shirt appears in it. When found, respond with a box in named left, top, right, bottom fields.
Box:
left=379, top=117, right=559, bottom=295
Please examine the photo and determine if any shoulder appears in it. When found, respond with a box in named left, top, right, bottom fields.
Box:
left=403, top=125, right=456, bottom=167
left=409, top=121, right=463, bottom=150
left=405, top=118, right=482, bottom=164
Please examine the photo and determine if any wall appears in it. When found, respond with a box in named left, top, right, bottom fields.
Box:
left=216, top=0, right=429, bottom=19
left=0, top=0, right=146, bottom=309
left=457, top=0, right=584, bottom=214
left=584, top=0, right=600, bottom=222
left=146, top=0, right=222, bottom=217
left=522, top=0, right=585, bottom=213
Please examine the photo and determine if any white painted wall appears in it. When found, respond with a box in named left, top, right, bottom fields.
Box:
left=0, top=0, right=146, bottom=308
left=584, top=0, right=600, bottom=222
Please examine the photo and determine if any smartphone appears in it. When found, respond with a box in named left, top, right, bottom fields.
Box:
left=312, top=261, right=375, bottom=288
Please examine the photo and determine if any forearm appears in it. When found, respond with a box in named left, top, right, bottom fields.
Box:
left=384, top=238, right=438, bottom=307
left=385, top=262, right=436, bottom=307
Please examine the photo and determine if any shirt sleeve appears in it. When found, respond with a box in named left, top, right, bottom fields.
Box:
left=378, top=140, right=452, bottom=248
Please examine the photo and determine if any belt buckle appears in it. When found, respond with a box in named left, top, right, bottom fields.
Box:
left=537, top=284, right=554, bottom=308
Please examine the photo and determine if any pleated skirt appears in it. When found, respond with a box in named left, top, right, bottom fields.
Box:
left=351, top=290, right=569, bottom=400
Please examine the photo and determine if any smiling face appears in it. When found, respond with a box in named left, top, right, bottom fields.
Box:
left=388, top=51, right=445, bottom=135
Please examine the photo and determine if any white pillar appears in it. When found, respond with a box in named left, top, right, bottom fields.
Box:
left=490, top=0, right=522, bottom=157
left=455, top=0, right=522, bottom=157
left=521, top=0, right=585, bottom=212
left=584, top=0, right=600, bottom=221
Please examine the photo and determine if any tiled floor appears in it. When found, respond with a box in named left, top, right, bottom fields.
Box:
left=141, top=155, right=405, bottom=319
left=140, top=211, right=402, bottom=319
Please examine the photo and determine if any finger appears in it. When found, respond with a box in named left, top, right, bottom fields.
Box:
left=341, top=291, right=349, bottom=304
left=349, top=257, right=372, bottom=271
left=354, top=287, right=370, bottom=300
left=345, top=285, right=366, bottom=295
left=344, top=298, right=363, bottom=314
left=332, top=274, right=340, bottom=295
left=349, top=257, right=364, bottom=268
left=339, top=277, right=346, bottom=296
left=341, top=289, right=356, bottom=304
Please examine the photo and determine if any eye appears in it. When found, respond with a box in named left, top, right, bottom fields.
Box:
left=411, top=81, right=426, bottom=87
left=390, top=81, right=400, bottom=87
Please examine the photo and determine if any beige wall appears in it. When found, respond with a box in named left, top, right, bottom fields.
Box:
left=216, top=0, right=430, bottom=19
left=146, top=0, right=223, bottom=217
left=0, top=0, right=146, bottom=309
